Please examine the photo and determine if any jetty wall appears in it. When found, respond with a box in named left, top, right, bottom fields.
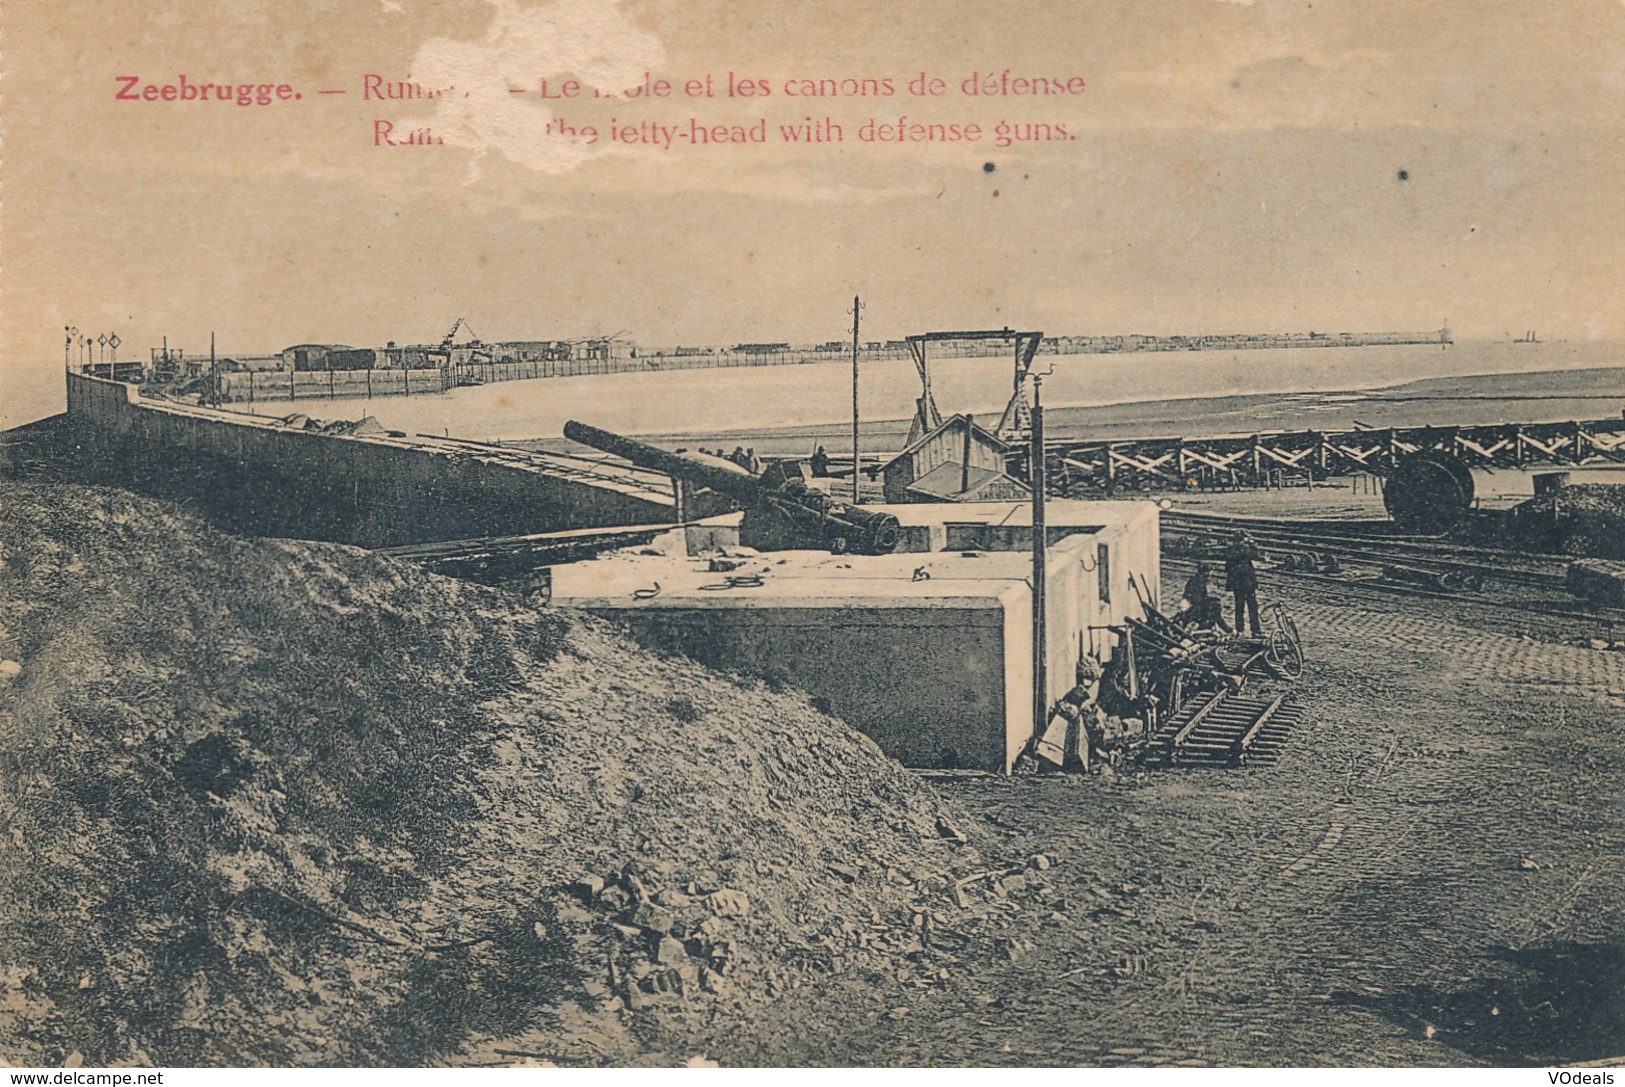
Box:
left=64, top=373, right=675, bottom=548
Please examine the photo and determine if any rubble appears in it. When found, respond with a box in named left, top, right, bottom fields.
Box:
left=1513, top=483, right=1625, bottom=559
left=273, top=412, right=389, bottom=438
left=1566, top=560, right=1625, bottom=609
left=1019, top=591, right=1305, bottom=774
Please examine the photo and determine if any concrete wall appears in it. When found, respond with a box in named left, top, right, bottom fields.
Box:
left=1002, top=516, right=1162, bottom=768
left=1020, top=527, right=1144, bottom=753
left=64, top=373, right=674, bottom=548
left=1083, top=503, right=1161, bottom=661
left=608, top=603, right=1014, bottom=771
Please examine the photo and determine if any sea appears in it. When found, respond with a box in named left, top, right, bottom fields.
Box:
left=212, top=339, right=1625, bottom=453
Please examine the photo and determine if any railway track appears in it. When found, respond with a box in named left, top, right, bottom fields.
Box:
left=1165, top=510, right=1498, bottom=552
left=1162, top=510, right=1572, bottom=592
left=1161, top=554, right=1625, bottom=630
left=1145, top=690, right=1305, bottom=767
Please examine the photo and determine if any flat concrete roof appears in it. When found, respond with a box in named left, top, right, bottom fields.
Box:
left=872, top=499, right=1156, bottom=530
left=551, top=545, right=1049, bottom=611
left=552, top=499, right=1159, bottom=610
left=689, top=499, right=1157, bottom=532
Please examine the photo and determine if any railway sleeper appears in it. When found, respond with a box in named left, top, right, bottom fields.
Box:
left=1184, top=729, right=1251, bottom=743
left=1151, top=692, right=1305, bottom=769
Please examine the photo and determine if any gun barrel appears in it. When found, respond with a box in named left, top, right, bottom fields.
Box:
left=565, top=419, right=900, bottom=555
left=563, top=420, right=763, bottom=504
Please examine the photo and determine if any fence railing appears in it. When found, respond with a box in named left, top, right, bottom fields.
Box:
left=215, top=366, right=451, bottom=403
left=212, top=348, right=920, bottom=402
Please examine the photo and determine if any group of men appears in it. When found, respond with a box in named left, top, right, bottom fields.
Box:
left=1179, top=531, right=1263, bottom=635
left=696, top=446, right=764, bottom=474
left=693, top=443, right=839, bottom=480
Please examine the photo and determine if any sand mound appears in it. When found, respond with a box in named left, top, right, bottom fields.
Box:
left=0, top=483, right=990, bottom=1066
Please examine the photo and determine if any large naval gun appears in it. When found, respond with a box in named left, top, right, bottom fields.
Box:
left=563, top=420, right=902, bottom=555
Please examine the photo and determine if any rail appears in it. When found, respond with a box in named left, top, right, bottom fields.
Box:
left=1159, top=512, right=1625, bottom=626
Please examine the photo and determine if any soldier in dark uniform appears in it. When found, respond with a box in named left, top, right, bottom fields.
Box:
left=1224, top=531, right=1262, bottom=635
left=1179, top=562, right=1228, bottom=631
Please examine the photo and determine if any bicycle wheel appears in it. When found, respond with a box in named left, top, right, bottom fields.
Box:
left=1265, top=629, right=1304, bottom=680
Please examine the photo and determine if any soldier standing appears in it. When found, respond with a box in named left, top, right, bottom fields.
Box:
left=1224, top=531, right=1262, bottom=635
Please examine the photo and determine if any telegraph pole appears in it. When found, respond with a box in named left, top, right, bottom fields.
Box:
left=1031, top=371, right=1048, bottom=744
left=850, top=295, right=863, bottom=502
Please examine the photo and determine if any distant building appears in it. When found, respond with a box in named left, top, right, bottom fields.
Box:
left=281, top=344, right=379, bottom=371
left=499, top=340, right=573, bottom=362
left=379, top=345, right=440, bottom=369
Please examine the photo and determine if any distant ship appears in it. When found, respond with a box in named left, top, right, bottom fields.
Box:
left=1511, top=330, right=1540, bottom=343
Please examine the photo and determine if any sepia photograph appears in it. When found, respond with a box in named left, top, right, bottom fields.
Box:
left=1, top=0, right=1622, bottom=1072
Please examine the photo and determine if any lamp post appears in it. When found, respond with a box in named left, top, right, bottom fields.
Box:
left=849, top=295, right=864, bottom=502
left=1030, top=369, right=1049, bottom=746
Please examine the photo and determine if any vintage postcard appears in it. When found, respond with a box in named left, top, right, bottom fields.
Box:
left=2, top=0, right=1622, bottom=1073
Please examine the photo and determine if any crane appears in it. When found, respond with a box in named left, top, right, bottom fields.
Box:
left=902, top=328, right=1044, bottom=445
left=440, top=317, right=480, bottom=350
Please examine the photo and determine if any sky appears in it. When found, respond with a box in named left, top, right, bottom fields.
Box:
left=4, top=0, right=1624, bottom=426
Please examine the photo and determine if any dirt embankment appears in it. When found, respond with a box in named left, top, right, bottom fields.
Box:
left=0, top=482, right=997, bottom=1067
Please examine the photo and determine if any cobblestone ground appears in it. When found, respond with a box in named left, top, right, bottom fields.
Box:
left=756, top=578, right=1625, bottom=1066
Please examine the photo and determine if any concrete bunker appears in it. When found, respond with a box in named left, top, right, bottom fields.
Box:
left=551, top=500, right=1159, bottom=773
